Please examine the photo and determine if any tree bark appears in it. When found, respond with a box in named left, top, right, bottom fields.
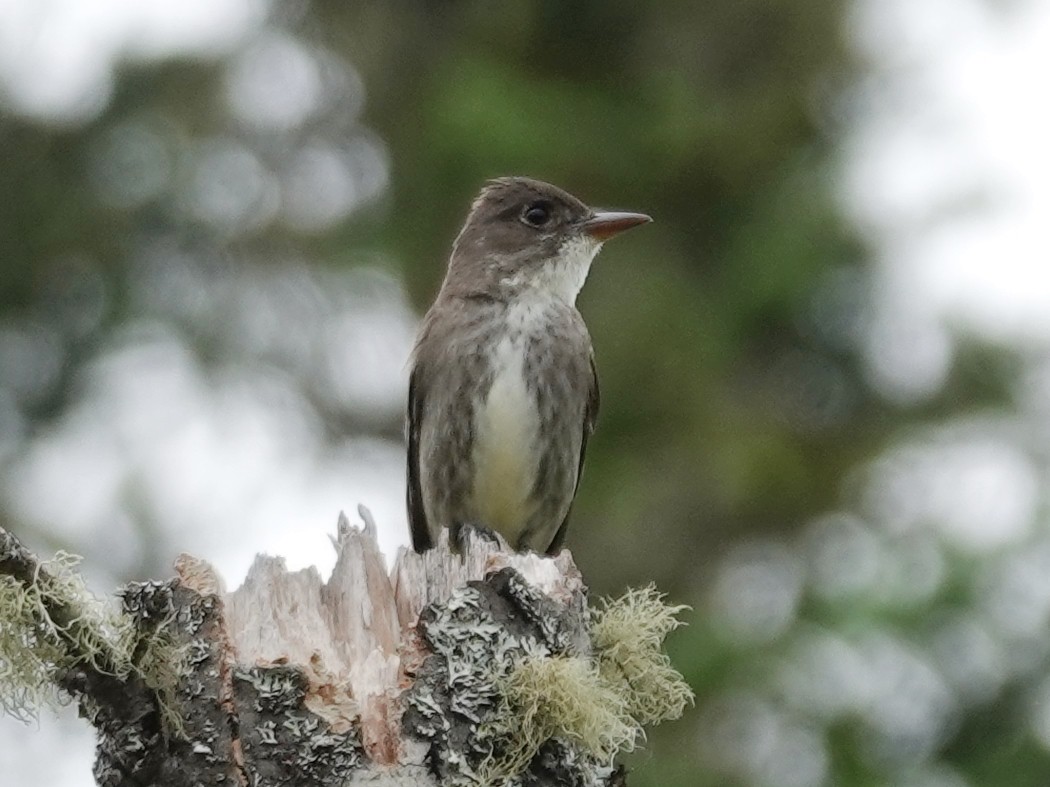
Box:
left=0, top=511, right=689, bottom=786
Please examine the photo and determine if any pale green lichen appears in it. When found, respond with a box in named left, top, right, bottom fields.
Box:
left=0, top=572, right=67, bottom=720
left=486, top=653, right=635, bottom=779
left=116, top=588, right=187, bottom=735
left=0, top=551, right=185, bottom=733
left=0, top=551, right=124, bottom=720
left=592, top=584, right=695, bottom=726
left=480, top=584, right=694, bottom=782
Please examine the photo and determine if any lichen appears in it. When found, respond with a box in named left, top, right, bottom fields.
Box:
left=0, top=552, right=187, bottom=735
left=488, top=653, right=636, bottom=776
left=403, top=573, right=570, bottom=785
left=117, top=581, right=189, bottom=734
left=233, top=665, right=363, bottom=785
left=0, top=573, right=66, bottom=720
left=591, top=584, right=695, bottom=726
left=478, top=583, right=695, bottom=783
left=0, top=552, right=128, bottom=720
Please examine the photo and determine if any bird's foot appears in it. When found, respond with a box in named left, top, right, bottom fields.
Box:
left=450, top=521, right=504, bottom=554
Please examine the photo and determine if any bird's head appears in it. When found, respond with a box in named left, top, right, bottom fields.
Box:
left=442, top=177, right=651, bottom=303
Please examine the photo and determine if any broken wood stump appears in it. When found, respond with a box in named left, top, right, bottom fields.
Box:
left=0, top=510, right=692, bottom=786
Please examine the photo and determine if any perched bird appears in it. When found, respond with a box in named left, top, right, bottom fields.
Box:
left=407, top=177, right=651, bottom=554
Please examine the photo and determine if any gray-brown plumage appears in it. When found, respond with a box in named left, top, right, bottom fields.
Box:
left=407, top=177, right=650, bottom=554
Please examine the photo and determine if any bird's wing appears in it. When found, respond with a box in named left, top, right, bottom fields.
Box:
left=406, top=364, right=433, bottom=552
left=546, top=353, right=600, bottom=554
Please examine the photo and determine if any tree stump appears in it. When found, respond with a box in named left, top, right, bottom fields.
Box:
left=0, top=509, right=692, bottom=786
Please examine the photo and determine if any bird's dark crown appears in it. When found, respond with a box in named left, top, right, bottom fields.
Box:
left=468, top=177, right=592, bottom=232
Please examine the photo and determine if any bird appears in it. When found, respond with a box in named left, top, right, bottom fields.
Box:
left=406, top=176, right=651, bottom=554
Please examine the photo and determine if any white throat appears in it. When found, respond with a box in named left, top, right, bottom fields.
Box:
left=502, top=235, right=602, bottom=304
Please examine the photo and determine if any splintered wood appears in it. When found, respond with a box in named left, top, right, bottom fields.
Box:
left=209, top=509, right=590, bottom=783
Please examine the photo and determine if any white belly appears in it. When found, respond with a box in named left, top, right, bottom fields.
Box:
left=471, top=334, right=539, bottom=541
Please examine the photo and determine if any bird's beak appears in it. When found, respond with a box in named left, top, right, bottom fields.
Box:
left=581, top=211, right=652, bottom=242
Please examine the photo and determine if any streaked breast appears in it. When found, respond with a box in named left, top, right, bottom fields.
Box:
left=470, top=330, right=540, bottom=542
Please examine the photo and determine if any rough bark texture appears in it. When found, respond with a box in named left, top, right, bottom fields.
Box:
left=0, top=512, right=649, bottom=786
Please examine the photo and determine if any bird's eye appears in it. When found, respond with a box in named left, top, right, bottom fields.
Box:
left=522, top=201, right=552, bottom=227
